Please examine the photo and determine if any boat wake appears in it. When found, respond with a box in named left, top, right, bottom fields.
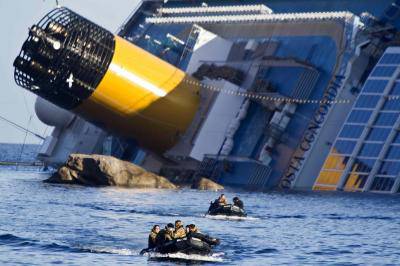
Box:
left=83, top=246, right=137, bottom=256
left=145, top=251, right=224, bottom=262
left=204, top=214, right=259, bottom=221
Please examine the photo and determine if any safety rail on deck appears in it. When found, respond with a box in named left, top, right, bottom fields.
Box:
left=157, top=4, right=272, bottom=15
left=146, top=11, right=355, bottom=24
left=0, top=161, right=44, bottom=167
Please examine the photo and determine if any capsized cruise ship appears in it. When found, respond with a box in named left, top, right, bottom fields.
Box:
left=14, top=0, right=400, bottom=193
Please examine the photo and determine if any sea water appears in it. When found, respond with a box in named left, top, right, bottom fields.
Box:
left=1, top=169, right=400, bottom=265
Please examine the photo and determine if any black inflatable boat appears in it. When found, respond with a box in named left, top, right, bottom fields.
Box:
left=207, top=203, right=247, bottom=217
left=141, top=235, right=220, bottom=256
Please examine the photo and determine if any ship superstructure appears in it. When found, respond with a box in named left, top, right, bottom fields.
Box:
left=21, top=0, right=400, bottom=193
left=312, top=47, right=400, bottom=193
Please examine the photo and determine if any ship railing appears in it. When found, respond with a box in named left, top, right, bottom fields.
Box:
left=146, top=11, right=355, bottom=25
left=203, top=154, right=262, bottom=163
left=157, top=4, right=272, bottom=15
left=177, top=24, right=201, bottom=67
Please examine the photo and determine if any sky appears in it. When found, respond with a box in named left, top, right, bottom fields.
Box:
left=0, top=0, right=141, bottom=144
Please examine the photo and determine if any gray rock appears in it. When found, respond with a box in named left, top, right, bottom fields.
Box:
left=192, top=177, right=224, bottom=191
left=45, top=154, right=176, bottom=189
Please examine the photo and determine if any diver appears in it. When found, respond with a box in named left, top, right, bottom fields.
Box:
left=213, top=194, right=228, bottom=206
left=209, top=194, right=228, bottom=212
left=233, top=197, right=244, bottom=209
left=187, top=224, right=199, bottom=234
left=218, top=194, right=228, bottom=205
left=186, top=224, right=220, bottom=246
left=185, top=224, right=191, bottom=235
left=174, top=220, right=186, bottom=239
left=148, top=225, right=160, bottom=249
left=155, top=223, right=175, bottom=247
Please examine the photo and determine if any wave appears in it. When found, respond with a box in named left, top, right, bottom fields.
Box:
left=309, top=249, right=353, bottom=256
left=74, top=203, right=183, bottom=218
left=43, top=244, right=139, bottom=255
left=81, top=246, right=137, bottom=256
left=41, top=243, right=138, bottom=256
left=323, top=214, right=395, bottom=221
left=146, top=251, right=224, bottom=262
left=255, top=248, right=279, bottom=254
left=0, top=233, right=77, bottom=252
left=269, top=214, right=307, bottom=219
left=329, top=233, right=363, bottom=237
left=0, top=233, right=137, bottom=256
left=204, top=214, right=259, bottom=221
left=0, top=233, right=36, bottom=246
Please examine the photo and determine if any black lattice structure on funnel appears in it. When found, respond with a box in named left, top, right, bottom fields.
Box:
left=14, top=7, right=115, bottom=109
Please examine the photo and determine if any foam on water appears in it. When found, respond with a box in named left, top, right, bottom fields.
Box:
left=84, top=247, right=137, bottom=256
left=146, top=251, right=224, bottom=262
left=204, top=214, right=259, bottom=221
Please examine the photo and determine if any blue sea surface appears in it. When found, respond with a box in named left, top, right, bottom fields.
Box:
left=0, top=143, right=40, bottom=163
left=0, top=169, right=400, bottom=265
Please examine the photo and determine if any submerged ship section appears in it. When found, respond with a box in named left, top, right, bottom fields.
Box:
left=22, top=0, right=400, bottom=193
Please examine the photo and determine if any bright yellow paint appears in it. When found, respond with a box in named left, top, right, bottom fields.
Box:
left=322, top=155, right=346, bottom=170
left=75, top=36, right=200, bottom=152
left=313, top=148, right=347, bottom=191
left=312, top=185, right=336, bottom=191
left=313, top=170, right=343, bottom=187
left=344, top=177, right=363, bottom=191
left=343, top=163, right=364, bottom=191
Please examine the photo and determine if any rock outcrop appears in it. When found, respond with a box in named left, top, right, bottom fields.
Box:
left=192, top=177, right=224, bottom=191
left=45, top=154, right=176, bottom=189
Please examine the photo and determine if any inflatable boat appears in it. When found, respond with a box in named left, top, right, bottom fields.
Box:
left=141, top=235, right=220, bottom=256
left=207, top=203, right=247, bottom=217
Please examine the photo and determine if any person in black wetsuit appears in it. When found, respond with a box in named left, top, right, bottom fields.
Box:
left=186, top=224, right=220, bottom=246
left=148, top=225, right=160, bottom=249
left=233, top=197, right=244, bottom=209
left=155, top=223, right=174, bottom=247
left=174, top=220, right=186, bottom=239
left=215, top=194, right=228, bottom=206
left=209, top=194, right=228, bottom=212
